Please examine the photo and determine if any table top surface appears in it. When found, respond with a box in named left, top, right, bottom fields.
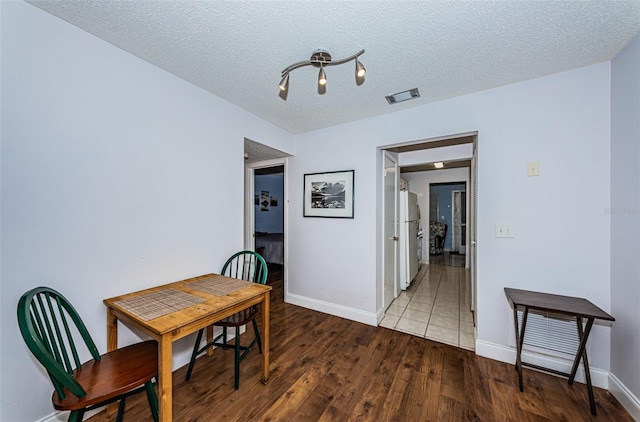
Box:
left=104, top=273, right=271, bottom=335
left=504, top=287, right=614, bottom=321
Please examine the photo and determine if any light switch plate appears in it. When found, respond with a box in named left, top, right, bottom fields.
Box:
left=527, top=162, right=539, bottom=177
left=495, top=223, right=515, bottom=238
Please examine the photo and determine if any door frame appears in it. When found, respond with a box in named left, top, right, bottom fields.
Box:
left=469, top=147, right=478, bottom=315
left=382, top=151, right=399, bottom=313
left=244, top=157, right=288, bottom=298
left=451, top=189, right=467, bottom=254
left=379, top=132, right=478, bottom=333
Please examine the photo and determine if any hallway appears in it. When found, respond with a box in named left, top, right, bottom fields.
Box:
left=380, top=258, right=475, bottom=350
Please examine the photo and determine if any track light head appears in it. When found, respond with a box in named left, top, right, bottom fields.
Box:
left=278, top=73, right=289, bottom=92
left=318, top=67, right=327, bottom=86
left=355, top=59, right=366, bottom=78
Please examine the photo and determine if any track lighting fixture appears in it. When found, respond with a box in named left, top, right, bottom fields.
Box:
left=278, top=49, right=365, bottom=99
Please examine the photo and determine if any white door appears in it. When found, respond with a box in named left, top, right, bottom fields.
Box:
left=406, top=192, right=419, bottom=283
left=383, top=152, right=398, bottom=310
left=469, top=150, right=478, bottom=314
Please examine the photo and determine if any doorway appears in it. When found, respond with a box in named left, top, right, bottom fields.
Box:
left=379, top=133, right=477, bottom=351
left=429, top=182, right=466, bottom=267
left=245, top=158, right=287, bottom=299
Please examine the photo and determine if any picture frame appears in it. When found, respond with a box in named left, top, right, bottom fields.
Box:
left=303, top=170, right=354, bottom=218
left=261, top=190, right=270, bottom=212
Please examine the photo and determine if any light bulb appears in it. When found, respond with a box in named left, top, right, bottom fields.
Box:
left=318, top=67, right=327, bottom=86
left=278, top=73, right=289, bottom=91
left=355, top=60, right=366, bottom=78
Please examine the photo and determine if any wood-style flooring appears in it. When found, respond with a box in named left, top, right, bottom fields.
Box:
left=88, top=264, right=631, bottom=421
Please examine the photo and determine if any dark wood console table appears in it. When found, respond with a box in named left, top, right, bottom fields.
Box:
left=504, top=287, right=614, bottom=416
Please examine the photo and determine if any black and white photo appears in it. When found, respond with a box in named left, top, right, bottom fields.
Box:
left=303, top=170, right=354, bottom=218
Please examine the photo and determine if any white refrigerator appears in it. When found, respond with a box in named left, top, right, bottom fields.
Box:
left=399, top=191, right=420, bottom=290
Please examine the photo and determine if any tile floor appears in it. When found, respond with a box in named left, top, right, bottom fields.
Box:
left=380, top=261, right=475, bottom=350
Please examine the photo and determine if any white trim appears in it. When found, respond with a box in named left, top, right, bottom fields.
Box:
left=286, top=293, right=378, bottom=326
left=244, top=165, right=256, bottom=251
left=39, top=409, right=100, bottom=422
left=39, top=412, right=72, bottom=422
left=378, top=130, right=479, bottom=150
left=609, top=372, right=640, bottom=420
left=376, top=307, right=387, bottom=324
left=381, top=150, right=399, bottom=310
left=245, top=157, right=288, bottom=301
left=475, top=339, right=610, bottom=389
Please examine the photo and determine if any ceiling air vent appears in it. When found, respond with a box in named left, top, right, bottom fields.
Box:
left=386, top=88, right=420, bottom=105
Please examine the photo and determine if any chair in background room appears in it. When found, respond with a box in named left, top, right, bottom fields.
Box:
left=17, top=286, right=158, bottom=422
left=429, top=221, right=448, bottom=255
left=185, top=250, right=268, bottom=389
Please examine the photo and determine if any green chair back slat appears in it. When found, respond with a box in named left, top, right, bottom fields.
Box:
left=221, top=250, right=267, bottom=285
left=55, top=295, right=83, bottom=372
left=17, top=287, right=102, bottom=400
left=45, top=293, right=76, bottom=374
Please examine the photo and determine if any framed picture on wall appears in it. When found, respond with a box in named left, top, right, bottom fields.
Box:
left=303, top=170, right=354, bottom=218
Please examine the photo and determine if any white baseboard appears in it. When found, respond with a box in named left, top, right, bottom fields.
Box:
left=39, top=409, right=100, bottom=422
left=609, top=372, right=640, bottom=420
left=39, top=412, right=67, bottom=422
left=376, top=307, right=386, bottom=325
left=475, top=339, right=610, bottom=389
left=286, top=293, right=378, bottom=326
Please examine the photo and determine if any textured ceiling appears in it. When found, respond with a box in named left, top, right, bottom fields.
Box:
left=244, top=138, right=291, bottom=163
left=28, top=1, right=640, bottom=136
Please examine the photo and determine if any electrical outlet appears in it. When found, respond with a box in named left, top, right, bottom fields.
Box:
left=495, top=223, right=515, bottom=238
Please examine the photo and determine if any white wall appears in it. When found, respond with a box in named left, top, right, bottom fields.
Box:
left=610, top=33, right=640, bottom=418
left=286, top=124, right=379, bottom=323
left=0, top=3, right=293, bottom=421
left=287, top=62, right=613, bottom=384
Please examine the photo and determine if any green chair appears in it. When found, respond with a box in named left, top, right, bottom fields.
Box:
left=185, top=250, right=268, bottom=388
left=17, top=286, right=159, bottom=422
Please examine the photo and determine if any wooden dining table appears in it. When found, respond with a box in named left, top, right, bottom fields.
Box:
left=103, top=273, right=272, bottom=422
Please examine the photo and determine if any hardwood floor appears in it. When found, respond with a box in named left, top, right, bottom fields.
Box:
left=88, top=268, right=631, bottom=421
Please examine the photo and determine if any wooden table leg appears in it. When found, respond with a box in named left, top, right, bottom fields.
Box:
left=261, top=290, right=270, bottom=384
left=106, top=307, right=118, bottom=416
left=569, top=317, right=597, bottom=415
left=514, top=306, right=528, bottom=392
left=158, top=335, right=173, bottom=422
left=206, top=325, right=214, bottom=356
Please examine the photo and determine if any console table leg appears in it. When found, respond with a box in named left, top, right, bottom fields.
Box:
left=569, top=318, right=596, bottom=415
left=514, top=306, right=528, bottom=392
